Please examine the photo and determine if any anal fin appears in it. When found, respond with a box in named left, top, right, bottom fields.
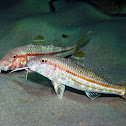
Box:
left=52, top=81, right=65, bottom=99
left=85, top=92, right=101, bottom=100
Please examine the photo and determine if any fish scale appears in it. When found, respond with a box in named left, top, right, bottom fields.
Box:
left=23, top=44, right=75, bottom=57
left=27, top=56, right=126, bottom=100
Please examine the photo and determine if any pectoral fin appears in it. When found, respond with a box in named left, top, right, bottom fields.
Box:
left=52, top=81, right=65, bottom=99
left=85, top=92, right=101, bottom=100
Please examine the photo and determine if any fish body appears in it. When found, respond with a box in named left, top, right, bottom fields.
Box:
left=0, top=32, right=90, bottom=72
left=27, top=56, right=126, bottom=100
left=0, top=44, right=76, bottom=71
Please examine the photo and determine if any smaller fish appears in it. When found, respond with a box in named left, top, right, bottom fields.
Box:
left=26, top=55, right=126, bottom=100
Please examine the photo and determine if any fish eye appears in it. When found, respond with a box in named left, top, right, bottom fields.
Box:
left=40, top=59, right=47, bottom=63
left=13, top=55, right=16, bottom=58
left=42, top=59, right=44, bottom=62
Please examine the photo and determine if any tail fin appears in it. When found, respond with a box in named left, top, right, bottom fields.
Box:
left=75, top=31, right=92, bottom=51
left=69, top=31, right=91, bottom=65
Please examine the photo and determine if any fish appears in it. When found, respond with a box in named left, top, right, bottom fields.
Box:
left=26, top=55, right=126, bottom=100
left=0, top=31, right=91, bottom=73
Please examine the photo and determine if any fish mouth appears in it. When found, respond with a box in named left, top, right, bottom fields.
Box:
left=0, top=60, right=9, bottom=72
left=0, top=66, right=8, bottom=71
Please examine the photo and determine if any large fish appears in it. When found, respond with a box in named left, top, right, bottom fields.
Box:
left=26, top=55, right=126, bottom=100
left=0, top=32, right=90, bottom=72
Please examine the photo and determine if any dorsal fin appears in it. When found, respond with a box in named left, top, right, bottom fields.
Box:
left=32, top=35, right=45, bottom=45
left=75, top=31, right=92, bottom=51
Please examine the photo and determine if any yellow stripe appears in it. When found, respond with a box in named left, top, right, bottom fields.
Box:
left=61, top=72, right=124, bottom=94
left=56, top=64, right=124, bottom=90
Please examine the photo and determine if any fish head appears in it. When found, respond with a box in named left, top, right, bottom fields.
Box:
left=0, top=47, right=27, bottom=71
left=27, top=56, right=56, bottom=78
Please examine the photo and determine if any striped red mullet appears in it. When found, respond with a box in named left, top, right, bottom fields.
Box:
left=0, top=41, right=77, bottom=71
left=26, top=56, right=126, bottom=100
left=0, top=32, right=90, bottom=72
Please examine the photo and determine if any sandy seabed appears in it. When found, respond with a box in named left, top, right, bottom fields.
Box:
left=0, top=0, right=126, bottom=126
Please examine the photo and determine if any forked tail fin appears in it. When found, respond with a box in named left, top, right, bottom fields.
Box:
left=75, top=31, right=92, bottom=51
left=69, top=31, right=91, bottom=65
